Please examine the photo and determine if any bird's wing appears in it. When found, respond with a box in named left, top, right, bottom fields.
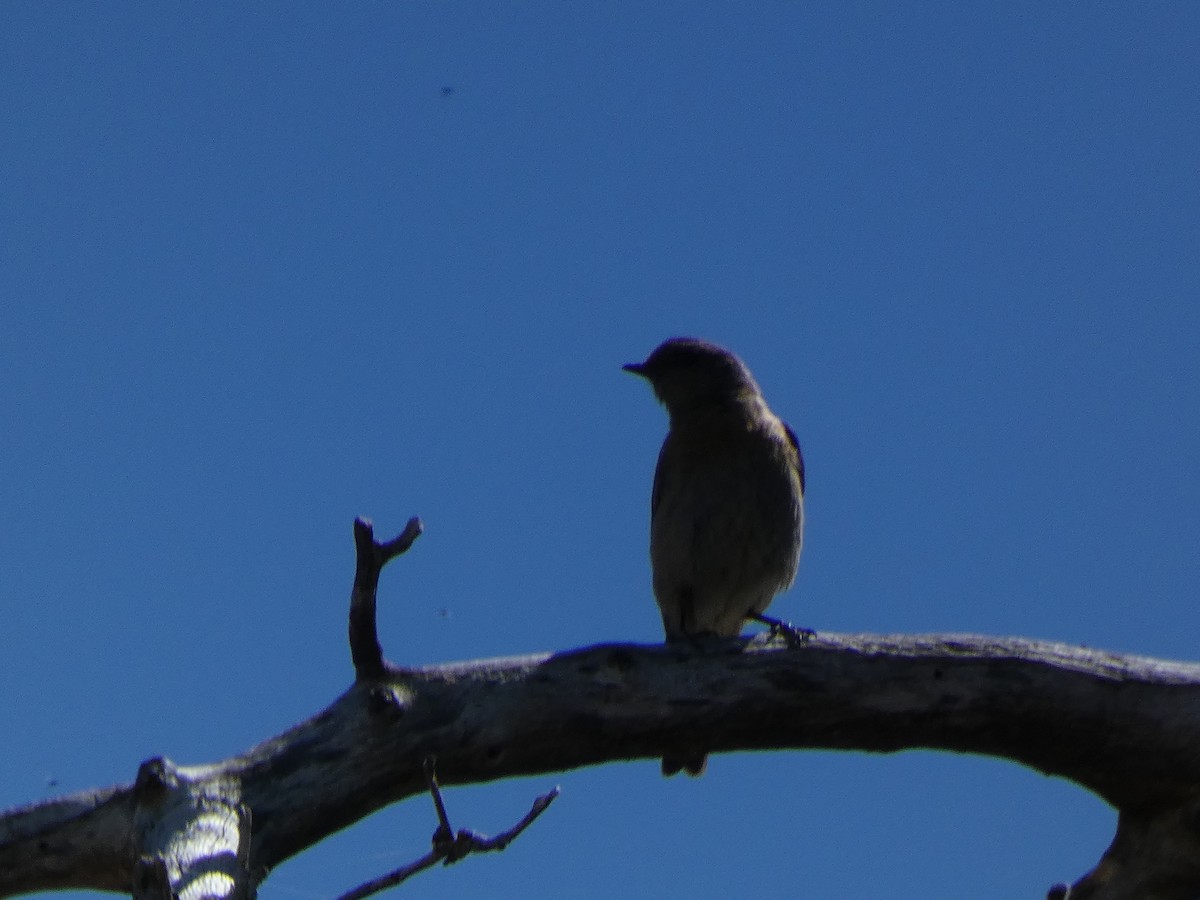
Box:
left=783, top=421, right=805, bottom=495
left=650, top=439, right=668, bottom=520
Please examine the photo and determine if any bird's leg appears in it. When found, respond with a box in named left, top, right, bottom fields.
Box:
left=749, top=612, right=814, bottom=648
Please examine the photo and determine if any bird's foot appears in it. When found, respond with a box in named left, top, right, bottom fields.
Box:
left=749, top=612, right=814, bottom=648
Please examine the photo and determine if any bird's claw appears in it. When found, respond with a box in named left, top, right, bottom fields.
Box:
left=750, top=612, right=814, bottom=648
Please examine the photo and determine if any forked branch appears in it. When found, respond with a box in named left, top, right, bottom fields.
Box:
left=349, top=516, right=423, bottom=679
left=334, top=757, right=558, bottom=900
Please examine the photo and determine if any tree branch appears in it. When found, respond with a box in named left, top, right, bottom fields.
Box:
left=349, top=517, right=422, bottom=680
left=5, top=633, right=1200, bottom=899
left=333, top=756, right=558, bottom=900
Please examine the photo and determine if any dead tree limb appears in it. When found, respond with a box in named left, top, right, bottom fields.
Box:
left=3, top=518, right=1200, bottom=900
left=5, top=633, right=1200, bottom=899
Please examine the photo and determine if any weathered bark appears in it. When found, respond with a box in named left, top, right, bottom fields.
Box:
left=3, top=634, right=1200, bottom=900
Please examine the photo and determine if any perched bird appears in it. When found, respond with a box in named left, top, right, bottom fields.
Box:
left=624, top=337, right=806, bottom=776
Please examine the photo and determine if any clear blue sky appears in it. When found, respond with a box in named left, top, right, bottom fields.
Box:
left=3, top=4, right=1198, bottom=898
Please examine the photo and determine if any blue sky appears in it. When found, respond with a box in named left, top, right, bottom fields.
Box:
left=2, top=3, right=1198, bottom=898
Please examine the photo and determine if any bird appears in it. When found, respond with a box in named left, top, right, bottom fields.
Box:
left=624, top=337, right=806, bottom=776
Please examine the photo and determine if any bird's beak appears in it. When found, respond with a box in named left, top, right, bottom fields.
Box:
left=623, top=362, right=647, bottom=377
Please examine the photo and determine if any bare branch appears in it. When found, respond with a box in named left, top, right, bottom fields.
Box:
left=332, top=849, right=440, bottom=900
left=461, top=786, right=560, bottom=853
left=5, top=634, right=1200, bottom=900
left=422, top=757, right=452, bottom=846
left=375, top=519, right=424, bottom=565
left=349, top=517, right=423, bottom=680
left=333, top=758, right=558, bottom=900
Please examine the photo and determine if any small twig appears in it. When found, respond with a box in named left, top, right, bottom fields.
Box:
left=749, top=612, right=814, bottom=648
left=333, top=849, right=441, bottom=900
left=333, top=759, right=559, bottom=900
left=375, top=518, right=424, bottom=567
left=456, top=786, right=560, bottom=853
left=348, top=517, right=423, bottom=680
left=423, top=756, right=452, bottom=849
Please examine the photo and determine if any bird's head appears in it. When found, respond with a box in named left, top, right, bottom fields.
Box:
left=624, top=337, right=762, bottom=414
